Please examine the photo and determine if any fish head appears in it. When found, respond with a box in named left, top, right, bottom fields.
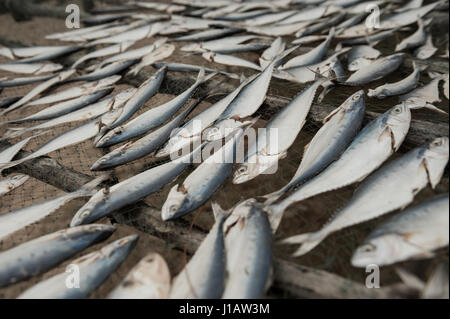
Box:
left=96, top=126, right=124, bottom=147
left=424, top=137, right=449, bottom=188
left=233, top=162, right=254, bottom=184
left=133, top=253, right=171, bottom=291
left=342, top=89, right=365, bottom=110
left=161, top=184, right=192, bottom=221
left=385, top=104, right=411, bottom=151
left=70, top=189, right=109, bottom=226
left=367, top=87, right=390, bottom=99
left=90, top=147, right=124, bottom=171
left=348, top=58, right=373, bottom=71
left=101, top=235, right=139, bottom=258
left=113, top=88, right=138, bottom=108
left=351, top=234, right=415, bottom=267
left=9, top=174, right=29, bottom=186
left=232, top=153, right=280, bottom=184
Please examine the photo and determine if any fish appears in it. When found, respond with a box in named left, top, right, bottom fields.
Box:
left=15, top=46, right=82, bottom=64
left=94, top=38, right=168, bottom=70
left=342, top=53, right=405, bottom=86
left=161, top=126, right=248, bottom=221
left=68, top=59, right=139, bottom=83
left=295, top=12, right=345, bottom=37
left=262, top=90, right=366, bottom=208
left=368, top=62, right=421, bottom=99
left=0, top=62, right=63, bottom=75
left=245, top=21, right=314, bottom=37
left=399, top=77, right=446, bottom=112
left=203, top=49, right=295, bottom=142
left=132, top=1, right=186, bottom=13
left=202, top=51, right=262, bottom=71
left=0, top=174, right=29, bottom=197
left=108, top=253, right=171, bottom=299
left=0, top=108, right=127, bottom=171
left=170, top=204, right=227, bottom=299
left=174, top=27, right=242, bottom=42
left=0, top=96, right=21, bottom=109
left=242, top=10, right=299, bottom=27
left=217, top=9, right=273, bottom=21
left=0, top=74, right=55, bottom=88
left=0, top=69, right=76, bottom=115
left=291, top=35, right=328, bottom=45
left=0, top=224, right=115, bottom=288
left=127, top=44, right=175, bottom=76
left=233, top=80, right=324, bottom=184
left=71, top=41, right=136, bottom=68
left=265, top=104, right=411, bottom=231
left=428, top=72, right=450, bottom=100
left=281, top=28, right=335, bottom=69
left=395, top=19, right=430, bottom=52
left=155, top=75, right=254, bottom=158
left=0, top=175, right=109, bottom=241
left=394, top=0, right=424, bottom=12
left=338, top=29, right=396, bottom=46
left=88, top=23, right=166, bottom=46
left=2, top=88, right=113, bottom=125
left=18, top=235, right=138, bottom=299
left=379, top=1, right=442, bottom=29
left=96, top=69, right=213, bottom=148
left=181, top=35, right=269, bottom=53
left=414, top=34, right=438, bottom=60
left=0, top=45, right=78, bottom=60
left=347, top=45, right=381, bottom=71
left=284, top=137, right=449, bottom=257
left=45, top=21, right=121, bottom=40
left=82, top=13, right=134, bottom=25
left=91, top=99, right=198, bottom=170
left=153, top=62, right=239, bottom=79
left=0, top=131, right=46, bottom=170
left=0, top=89, right=137, bottom=141
left=23, top=75, right=121, bottom=107
left=71, top=144, right=204, bottom=226
left=259, top=37, right=286, bottom=68
left=277, top=5, right=341, bottom=25
left=221, top=200, right=272, bottom=299
left=351, top=194, right=449, bottom=268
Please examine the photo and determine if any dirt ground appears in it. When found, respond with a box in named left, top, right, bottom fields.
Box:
left=0, top=1, right=449, bottom=299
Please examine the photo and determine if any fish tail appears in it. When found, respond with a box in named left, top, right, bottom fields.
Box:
left=73, top=173, right=111, bottom=196
left=211, top=202, right=231, bottom=221
left=424, top=103, right=447, bottom=115
left=264, top=201, right=288, bottom=233
left=281, top=231, right=326, bottom=257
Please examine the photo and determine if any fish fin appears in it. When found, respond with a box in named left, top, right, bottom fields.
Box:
left=424, top=103, right=448, bottom=115
left=284, top=232, right=326, bottom=257
left=395, top=267, right=426, bottom=291
left=280, top=232, right=312, bottom=245
left=74, top=173, right=111, bottom=196
left=211, top=202, right=230, bottom=221
left=318, top=81, right=335, bottom=103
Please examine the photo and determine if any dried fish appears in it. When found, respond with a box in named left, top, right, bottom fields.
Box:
left=0, top=174, right=29, bottom=197
left=414, top=34, right=438, bottom=60
left=0, top=62, right=62, bottom=75
left=71, top=41, right=135, bottom=68
left=128, top=44, right=175, bottom=76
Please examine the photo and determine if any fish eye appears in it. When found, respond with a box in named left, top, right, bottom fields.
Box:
left=238, top=166, right=247, bottom=174
left=394, top=107, right=402, bottom=114
left=169, top=205, right=179, bottom=213
left=432, top=140, right=442, bottom=147
left=80, top=210, right=91, bottom=219
left=352, top=94, right=361, bottom=101
left=360, top=244, right=376, bottom=253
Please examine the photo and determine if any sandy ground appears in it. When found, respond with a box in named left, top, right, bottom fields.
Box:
left=0, top=2, right=449, bottom=299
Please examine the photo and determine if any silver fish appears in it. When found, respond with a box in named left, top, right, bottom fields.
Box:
left=399, top=77, right=446, bottom=112
left=394, top=0, right=424, bottom=12
left=379, top=1, right=441, bottom=29
left=82, top=13, right=134, bottom=25
left=132, top=1, right=186, bottom=13
left=266, top=104, right=411, bottom=231
left=0, top=175, right=108, bottom=241
left=128, top=44, right=175, bottom=76
left=68, top=59, right=139, bottom=83
left=0, top=74, right=55, bottom=88
left=245, top=21, right=314, bottom=37
left=0, top=89, right=136, bottom=141
left=0, top=45, right=79, bottom=61
left=0, top=62, right=62, bottom=75
left=71, top=145, right=204, bottom=226
left=161, top=127, right=247, bottom=221
left=88, top=23, right=166, bottom=46
left=351, top=194, right=449, bottom=267
left=278, top=5, right=340, bottom=25
left=181, top=35, right=269, bottom=53
left=368, top=62, right=421, bottom=99
left=202, top=51, right=262, bottom=71
left=395, top=19, right=428, bottom=52
left=295, top=12, right=345, bottom=37
left=2, top=88, right=113, bottom=124
left=339, top=29, right=396, bottom=46
left=218, top=9, right=273, bottom=21
left=71, top=41, right=136, bottom=68
left=15, top=46, right=82, bottom=64
left=23, top=75, right=121, bottom=107
left=233, top=80, right=324, bottom=184
left=414, top=34, right=438, bottom=60
left=259, top=37, right=286, bottom=69
left=281, top=28, right=335, bottom=69
left=347, top=45, right=381, bottom=71
left=284, top=137, right=449, bottom=257
left=108, top=253, right=171, bottom=299
left=262, top=90, right=366, bottom=208
left=153, top=62, right=239, bottom=79
left=0, top=174, right=29, bottom=197
left=91, top=100, right=197, bottom=170
left=96, top=69, right=213, bottom=148
left=0, top=131, right=46, bottom=169
left=0, top=224, right=115, bottom=288
left=291, top=35, right=328, bottom=45
left=155, top=75, right=254, bottom=158
left=242, top=10, right=299, bottom=26
left=343, top=53, right=405, bottom=86
left=174, top=27, right=242, bottom=42
left=45, top=22, right=120, bottom=40
left=170, top=205, right=227, bottom=299
left=18, top=235, right=138, bottom=299
left=221, top=200, right=272, bottom=299
left=0, top=69, right=76, bottom=115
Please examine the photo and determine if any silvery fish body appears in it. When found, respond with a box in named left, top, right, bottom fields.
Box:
left=96, top=69, right=211, bottom=147
left=245, top=21, right=313, bottom=37
left=266, top=104, right=411, bottom=230
left=284, top=137, right=449, bottom=257
left=18, top=235, right=138, bottom=299
left=108, top=253, right=171, bottom=299
left=170, top=206, right=227, bottom=299
left=352, top=194, right=449, bottom=267
left=68, top=59, right=139, bottom=83
left=222, top=200, right=272, bottom=299
left=259, top=37, right=286, bottom=69
left=0, top=62, right=62, bottom=75
left=243, top=10, right=298, bottom=26
left=153, top=62, right=239, bottom=79
left=71, top=41, right=135, bottom=68
left=15, top=46, right=82, bottom=64
left=343, top=53, right=405, bottom=86
left=263, top=90, right=366, bottom=209
left=347, top=45, right=381, bottom=71
left=395, top=19, right=427, bottom=52
left=295, top=12, right=345, bottom=37
left=399, top=77, right=443, bottom=109
left=71, top=145, right=203, bottom=226
left=414, top=34, right=437, bottom=60
left=0, top=225, right=115, bottom=288
left=128, top=44, right=175, bottom=76
left=161, top=128, right=246, bottom=221
left=174, top=27, right=241, bottom=42
left=202, top=51, right=262, bottom=71
left=0, top=45, right=73, bottom=59
left=0, top=74, right=54, bottom=88
left=0, top=174, right=29, bottom=197
left=339, top=29, right=396, bottom=46
left=278, top=6, right=340, bottom=25
left=379, top=1, right=441, bottom=29
left=181, top=35, right=268, bottom=53
left=0, top=175, right=108, bottom=241
left=0, top=132, right=42, bottom=166
left=233, top=80, right=324, bottom=184
left=45, top=22, right=119, bottom=40
left=88, top=23, right=165, bottom=46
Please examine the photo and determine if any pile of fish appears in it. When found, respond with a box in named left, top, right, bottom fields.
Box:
left=0, top=0, right=448, bottom=299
